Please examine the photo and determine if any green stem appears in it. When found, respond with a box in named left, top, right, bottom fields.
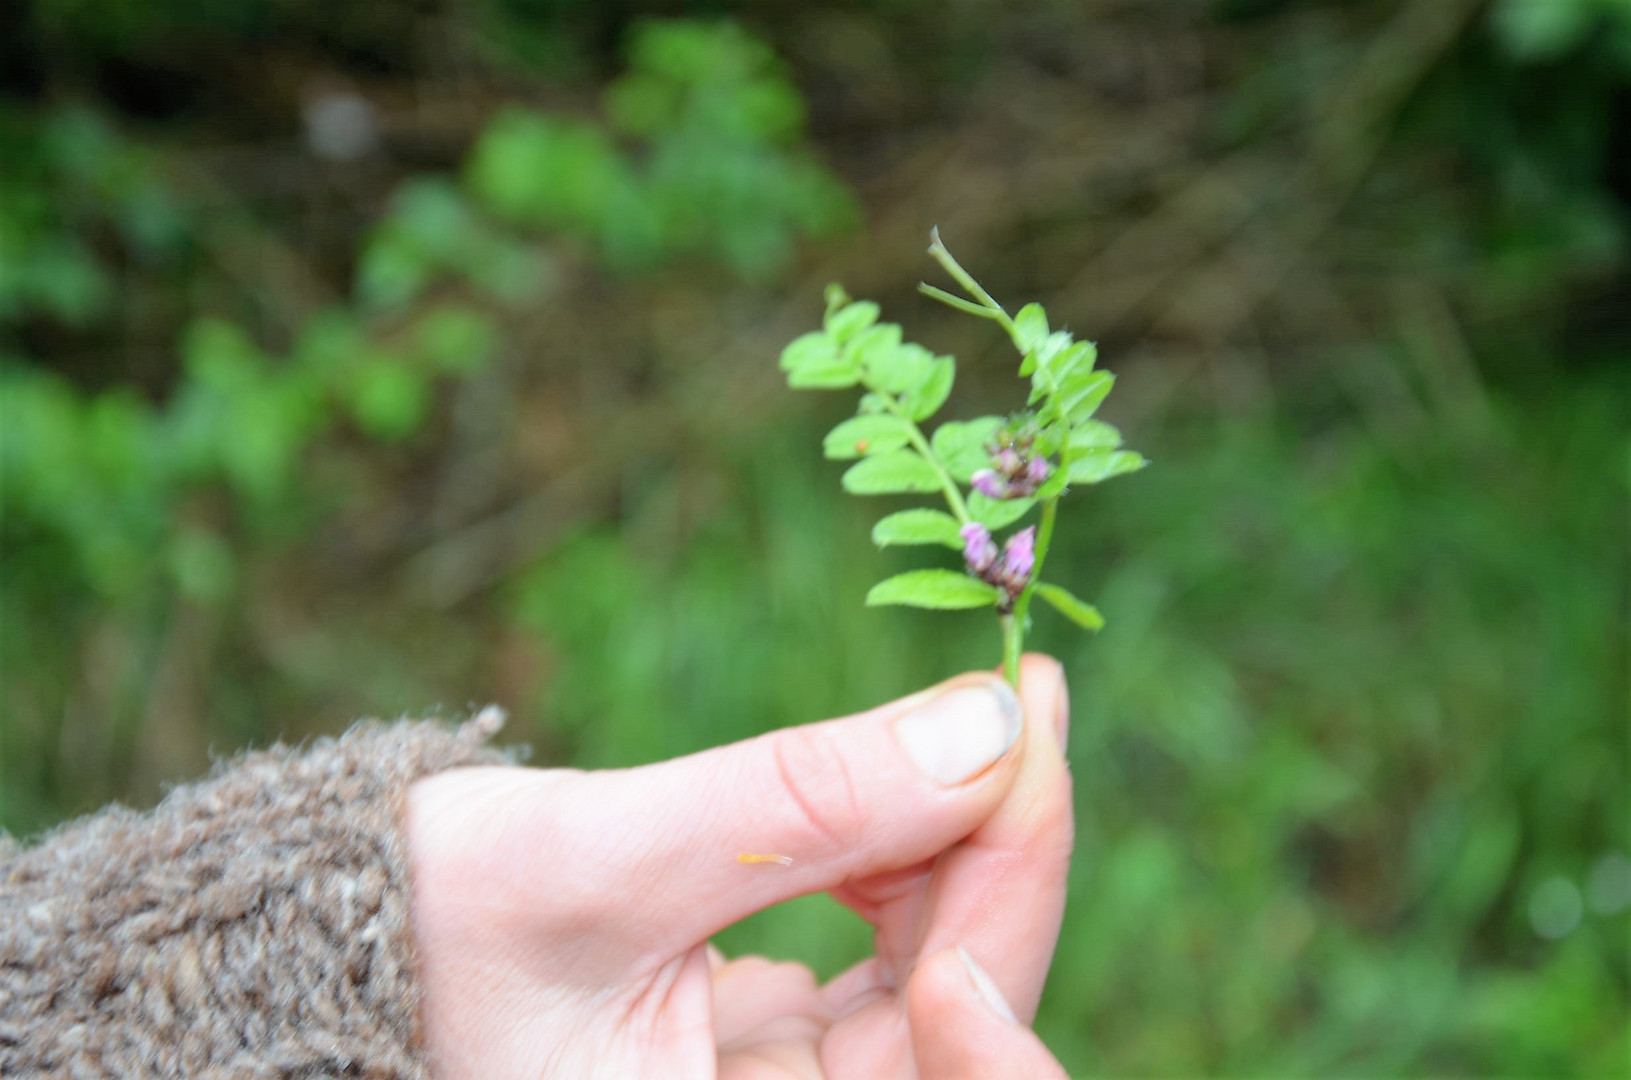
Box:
left=1012, top=399, right=1075, bottom=630
left=918, top=283, right=1002, bottom=322
left=1000, top=613, right=1023, bottom=688
left=926, top=229, right=1024, bottom=350
left=882, top=397, right=971, bottom=524
left=1012, top=494, right=1058, bottom=628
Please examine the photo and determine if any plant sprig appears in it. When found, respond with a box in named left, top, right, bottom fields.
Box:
left=778, top=229, right=1147, bottom=686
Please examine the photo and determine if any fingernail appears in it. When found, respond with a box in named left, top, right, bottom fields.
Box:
left=894, top=680, right=1022, bottom=786
left=956, top=946, right=1018, bottom=1023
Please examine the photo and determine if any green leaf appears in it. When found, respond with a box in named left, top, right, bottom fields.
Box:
left=1036, top=583, right=1105, bottom=630
left=824, top=283, right=852, bottom=316
left=1035, top=465, right=1069, bottom=499
left=841, top=449, right=942, bottom=494
left=1022, top=329, right=1079, bottom=379
left=932, top=416, right=1002, bottom=482
left=1033, top=331, right=1072, bottom=369
left=823, top=415, right=911, bottom=459
left=1068, top=420, right=1122, bottom=450
left=857, top=331, right=931, bottom=395
left=780, top=331, right=837, bottom=372
left=903, top=357, right=955, bottom=420
left=788, top=362, right=861, bottom=389
left=1068, top=449, right=1147, bottom=484
left=967, top=491, right=1035, bottom=529
left=866, top=570, right=1000, bottom=609
left=1035, top=420, right=1065, bottom=457
left=1059, top=370, right=1115, bottom=422
left=871, top=509, right=964, bottom=548
left=1014, top=303, right=1049, bottom=354
left=1053, top=340, right=1097, bottom=377
left=825, top=300, right=880, bottom=344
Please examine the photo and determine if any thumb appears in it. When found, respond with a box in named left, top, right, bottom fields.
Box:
left=907, top=946, right=1070, bottom=1079
left=500, top=672, right=1025, bottom=962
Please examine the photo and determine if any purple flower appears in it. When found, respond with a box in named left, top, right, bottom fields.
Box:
left=970, top=470, right=1007, bottom=499
left=995, top=448, right=1023, bottom=476
left=960, top=522, right=998, bottom=574
left=1025, top=457, right=1052, bottom=485
left=1001, top=526, right=1036, bottom=583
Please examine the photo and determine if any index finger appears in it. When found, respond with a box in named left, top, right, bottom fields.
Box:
left=908, top=653, right=1074, bottom=1021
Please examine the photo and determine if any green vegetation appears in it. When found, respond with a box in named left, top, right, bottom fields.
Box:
left=2, top=1, right=1626, bottom=1075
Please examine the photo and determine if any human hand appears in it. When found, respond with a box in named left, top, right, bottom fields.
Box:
left=406, top=654, right=1074, bottom=1078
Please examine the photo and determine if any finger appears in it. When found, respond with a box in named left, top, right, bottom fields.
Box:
left=827, top=859, right=938, bottom=990
left=907, top=946, right=1069, bottom=1079
left=713, top=956, right=828, bottom=1045
left=819, top=956, right=888, bottom=1017
left=718, top=1034, right=826, bottom=1080
left=907, top=654, right=1074, bottom=1021
left=419, top=672, right=1027, bottom=966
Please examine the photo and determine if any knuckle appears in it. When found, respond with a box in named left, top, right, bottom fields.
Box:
left=769, top=726, right=866, bottom=860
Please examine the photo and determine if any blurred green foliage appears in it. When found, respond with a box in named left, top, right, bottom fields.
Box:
left=2, top=16, right=853, bottom=831
left=2, top=0, right=1628, bottom=1075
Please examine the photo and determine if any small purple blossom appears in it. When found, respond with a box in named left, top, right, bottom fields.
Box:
left=1001, top=526, right=1036, bottom=582
left=970, top=470, right=1006, bottom=499
left=961, top=522, right=998, bottom=574
left=962, top=523, right=1036, bottom=611
left=970, top=417, right=1054, bottom=500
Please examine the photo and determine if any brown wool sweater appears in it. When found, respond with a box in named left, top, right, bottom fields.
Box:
left=0, top=713, right=510, bottom=1078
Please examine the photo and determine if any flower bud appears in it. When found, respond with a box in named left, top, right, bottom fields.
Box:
left=970, top=470, right=1007, bottom=499
left=1001, top=526, right=1036, bottom=583
left=960, top=522, right=999, bottom=574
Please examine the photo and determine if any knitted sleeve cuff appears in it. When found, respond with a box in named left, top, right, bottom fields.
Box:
left=0, top=710, right=512, bottom=1078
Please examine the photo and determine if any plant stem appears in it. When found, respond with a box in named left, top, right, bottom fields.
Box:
left=917, top=283, right=1001, bottom=321
left=926, top=229, right=1023, bottom=349
left=1012, top=494, right=1058, bottom=623
left=883, top=397, right=971, bottom=524
left=1000, top=613, right=1023, bottom=687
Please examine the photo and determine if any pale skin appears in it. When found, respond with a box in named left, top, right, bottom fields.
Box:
left=406, top=654, right=1075, bottom=1078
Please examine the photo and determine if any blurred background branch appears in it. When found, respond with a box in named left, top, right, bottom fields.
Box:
left=1, top=0, right=1627, bottom=1075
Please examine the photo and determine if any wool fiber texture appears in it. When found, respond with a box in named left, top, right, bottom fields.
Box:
left=0, top=713, right=509, bottom=1078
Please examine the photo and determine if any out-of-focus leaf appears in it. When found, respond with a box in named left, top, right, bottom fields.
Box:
left=967, top=492, right=1035, bottom=528
left=1068, top=449, right=1148, bottom=484
left=840, top=449, right=941, bottom=494
left=1035, top=582, right=1105, bottom=630
left=932, top=416, right=1003, bottom=482
left=787, top=357, right=861, bottom=389
left=1014, top=302, right=1049, bottom=354
left=865, top=569, right=999, bottom=609
left=823, top=415, right=911, bottom=459
left=779, top=331, right=837, bottom=372
left=824, top=300, right=880, bottom=344
left=903, top=357, right=955, bottom=420
left=1058, top=370, right=1114, bottom=423
left=1069, top=420, right=1123, bottom=450
left=872, top=508, right=964, bottom=548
